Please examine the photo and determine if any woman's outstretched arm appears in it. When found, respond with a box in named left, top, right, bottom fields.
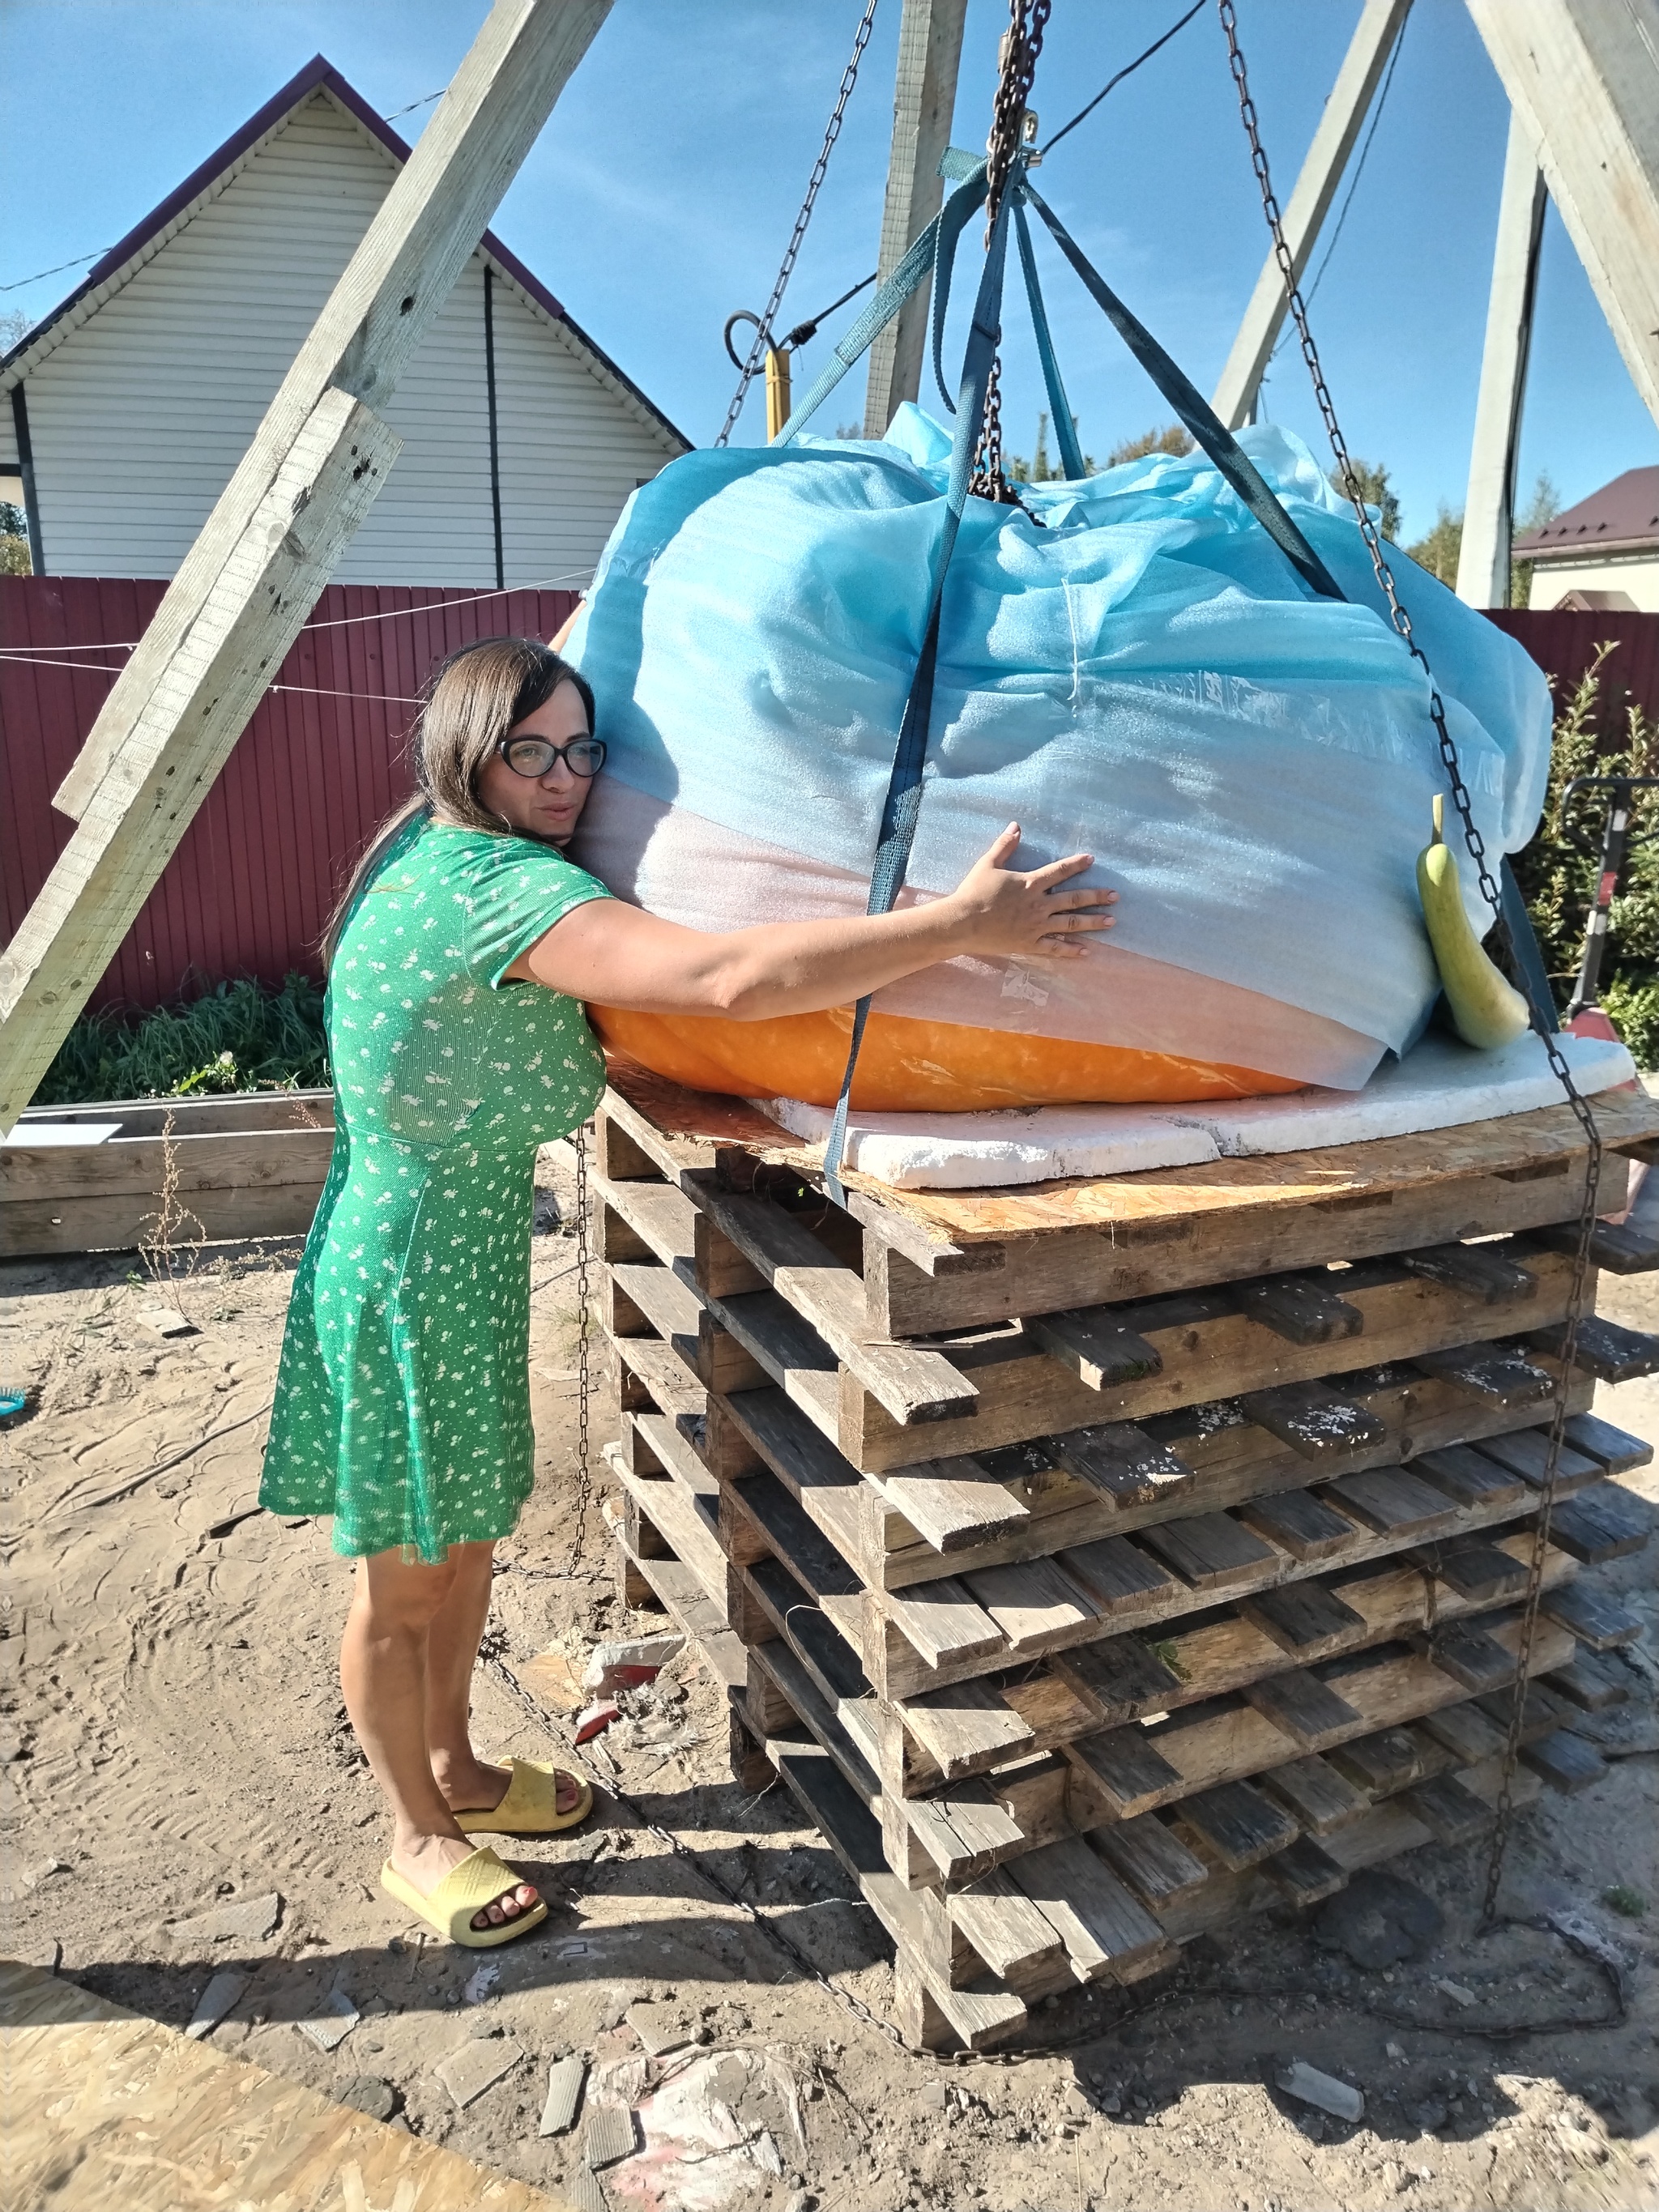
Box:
left=506, top=825, right=1117, bottom=1020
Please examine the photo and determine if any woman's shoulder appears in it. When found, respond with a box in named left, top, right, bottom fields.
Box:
left=425, top=823, right=608, bottom=904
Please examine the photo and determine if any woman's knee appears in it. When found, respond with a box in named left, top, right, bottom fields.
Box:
left=353, top=1549, right=462, bottom=1634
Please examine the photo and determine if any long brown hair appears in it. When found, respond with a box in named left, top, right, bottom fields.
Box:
left=322, top=637, right=596, bottom=970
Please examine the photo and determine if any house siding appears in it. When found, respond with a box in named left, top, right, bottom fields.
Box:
left=13, top=88, right=676, bottom=584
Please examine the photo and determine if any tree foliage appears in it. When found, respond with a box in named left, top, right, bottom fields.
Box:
left=1107, top=423, right=1194, bottom=469
left=0, top=497, right=29, bottom=574
left=1331, top=458, right=1401, bottom=542
left=1405, top=474, right=1560, bottom=603
left=1512, top=643, right=1659, bottom=1067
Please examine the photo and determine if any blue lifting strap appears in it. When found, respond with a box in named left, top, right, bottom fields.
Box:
left=1015, top=199, right=1087, bottom=480
left=766, top=160, right=1356, bottom=1202
left=820, top=188, right=1017, bottom=1204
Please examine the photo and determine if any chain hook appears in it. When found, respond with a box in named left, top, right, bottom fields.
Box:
left=971, top=0, right=1052, bottom=505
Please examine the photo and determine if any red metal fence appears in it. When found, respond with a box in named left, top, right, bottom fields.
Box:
left=1484, top=608, right=1659, bottom=746
left=2, top=581, right=1655, bottom=1016
left=2, top=577, right=578, bottom=1012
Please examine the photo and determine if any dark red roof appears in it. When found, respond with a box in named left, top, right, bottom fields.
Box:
left=2, top=54, right=689, bottom=451
left=1515, top=466, right=1659, bottom=560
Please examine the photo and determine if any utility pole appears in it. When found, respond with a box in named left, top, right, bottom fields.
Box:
left=1456, top=110, right=1548, bottom=609
left=864, top=0, right=967, bottom=438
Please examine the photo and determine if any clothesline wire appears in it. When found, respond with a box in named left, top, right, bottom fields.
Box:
left=1039, top=0, right=1208, bottom=155
left=0, top=651, right=428, bottom=707
left=2, top=96, right=446, bottom=299
left=0, top=568, right=595, bottom=658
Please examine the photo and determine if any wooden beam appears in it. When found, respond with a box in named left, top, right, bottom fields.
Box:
left=0, top=0, right=610, bottom=1130
left=1465, top=0, right=1659, bottom=428
left=1210, top=0, right=1414, bottom=430
left=1456, top=109, right=1547, bottom=607
left=862, top=0, right=967, bottom=437
left=0, top=393, right=399, bottom=1130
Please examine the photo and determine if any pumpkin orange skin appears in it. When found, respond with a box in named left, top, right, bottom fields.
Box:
left=587, top=1005, right=1301, bottom=1111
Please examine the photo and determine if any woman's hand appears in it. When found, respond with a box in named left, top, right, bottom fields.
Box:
left=938, top=824, right=1117, bottom=961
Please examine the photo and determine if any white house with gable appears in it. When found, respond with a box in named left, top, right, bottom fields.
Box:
left=0, top=54, right=689, bottom=586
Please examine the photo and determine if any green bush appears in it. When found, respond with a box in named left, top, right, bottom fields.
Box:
left=33, top=973, right=329, bottom=1106
left=1511, top=644, right=1659, bottom=1069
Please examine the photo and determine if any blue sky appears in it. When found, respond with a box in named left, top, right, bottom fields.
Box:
left=3, top=0, right=1654, bottom=540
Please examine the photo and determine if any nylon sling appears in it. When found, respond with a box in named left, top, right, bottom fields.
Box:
left=768, top=155, right=1542, bottom=1202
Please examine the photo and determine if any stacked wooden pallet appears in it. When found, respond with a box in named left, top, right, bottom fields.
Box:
left=591, top=1059, right=1659, bottom=2052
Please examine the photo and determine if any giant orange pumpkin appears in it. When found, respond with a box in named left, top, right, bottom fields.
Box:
left=588, top=1004, right=1297, bottom=1110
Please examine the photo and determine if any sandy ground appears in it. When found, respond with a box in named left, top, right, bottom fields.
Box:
left=3, top=1179, right=1657, bottom=2212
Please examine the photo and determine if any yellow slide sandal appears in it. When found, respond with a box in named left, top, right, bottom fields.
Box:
left=454, top=1757, right=594, bottom=1837
left=380, top=1845, right=548, bottom=1949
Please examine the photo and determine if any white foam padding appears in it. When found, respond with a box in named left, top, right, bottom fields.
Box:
left=756, top=1029, right=1636, bottom=1191
left=757, top=1099, right=1222, bottom=1190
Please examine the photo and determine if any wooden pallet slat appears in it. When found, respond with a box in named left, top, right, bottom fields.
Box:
left=1176, top=1780, right=1299, bottom=1871
left=1411, top=1341, right=1554, bottom=1407
left=1559, top=1412, right=1653, bottom=1474
left=1322, top=1466, right=1464, bottom=1540
left=1259, top=1833, right=1350, bottom=1903
left=1137, top=1510, right=1282, bottom=1592
left=1397, top=1241, right=1537, bottom=1301
left=1472, top=1427, right=1605, bottom=1493
left=1230, top=1271, right=1365, bottom=1345
left=1528, top=1315, right=1659, bottom=1384
left=1399, top=1770, right=1492, bottom=1843
left=1238, top=1380, right=1389, bottom=1457
left=1409, top=1443, right=1527, bottom=1511
left=1236, top=1485, right=1364, bottom=1560
left=1090, top=1809, right=1213, bottom=1906
left=1518, top=1729, right=1608, bottom=1793
left=1007, top=1835, right=1172, bottom=1983
left=1242, top=1668, right=1364, bottom=1750
left=1044, top=1421, right=1196, bottom=1510
left=1543, top=1647, right=1631, bottom=1712
left=1257, top=1752, right=1370, bottom=1833
left=1537, top=1581, right=1642, bottom=1651
left=1545, top=1484, right=1654, bottom=1564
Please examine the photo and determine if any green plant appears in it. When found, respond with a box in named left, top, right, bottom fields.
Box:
left=1601, top=1885, right=1647, bottom=1920
left=1510, top=644, right=1659, bottom=1066
left=32, top=973, right=329, bottom=1106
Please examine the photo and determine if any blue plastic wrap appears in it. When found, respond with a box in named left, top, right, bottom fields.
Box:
left=569, top=407, right=1551, bottom=1085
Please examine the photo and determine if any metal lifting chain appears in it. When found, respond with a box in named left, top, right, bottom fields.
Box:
left=569, top=1119, right=595, bottom=1567
left=714, top=0, right=882, bottom=449
left=1214, top=0, right=1603, bottom=1924
left=970, top=0, right=1051, bottom=504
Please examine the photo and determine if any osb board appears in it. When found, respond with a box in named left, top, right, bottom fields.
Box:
left=0, top=1961, right=571, bottom=2212
left=604, top=1055, right=1659, bottom=1248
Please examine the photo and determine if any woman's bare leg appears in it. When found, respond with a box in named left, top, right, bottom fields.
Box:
left=341, top=1546, right=539, bottom=1929
left=424, top=1541, right=582, bottom=1818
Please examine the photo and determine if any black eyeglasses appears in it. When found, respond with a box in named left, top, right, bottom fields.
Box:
left=497, top=735, right=607, bottom=780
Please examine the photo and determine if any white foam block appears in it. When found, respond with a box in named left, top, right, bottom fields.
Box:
left=1163, top=1029, right=1634, bottom=1157
left=757, top=1097, right=1221, bottom=1191
left=754, top=1030, right=1635, bottom=1191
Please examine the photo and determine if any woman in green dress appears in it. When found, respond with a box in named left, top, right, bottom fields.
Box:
left=261, top=636, right=1116, bottom=1947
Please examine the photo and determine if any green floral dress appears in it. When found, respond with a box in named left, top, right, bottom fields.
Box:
left=260, top=816, right=609, bottom=1561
